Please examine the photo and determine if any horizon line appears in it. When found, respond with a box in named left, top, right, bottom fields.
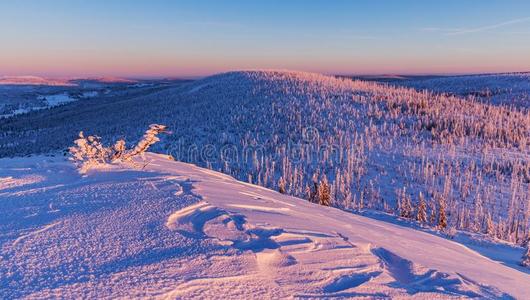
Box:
left=2, top=69, right=530, bottom=81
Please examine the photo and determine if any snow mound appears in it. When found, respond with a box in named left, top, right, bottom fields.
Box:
left=0, top=153, right=527, bottom=299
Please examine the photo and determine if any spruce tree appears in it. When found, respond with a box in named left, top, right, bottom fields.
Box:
left=485, top=213, right=495, bottom=237
left=417, top=192, right=427, bottom=224
left=318, top=175, right=332, bottom=206
left=429, top=202, right=436, bottom=225
left=304, top=184, right=312, bottom=201
left=397, top=188, right=412, bottom=219
left=438, top=195, right=448, bottom=230
left=278, top=177, right=286, bottom=194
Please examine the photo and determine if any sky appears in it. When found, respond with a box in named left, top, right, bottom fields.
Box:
left=1, top=0, right=530, bottom=78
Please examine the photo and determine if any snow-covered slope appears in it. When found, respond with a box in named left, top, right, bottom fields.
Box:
left=1, top=70, right=528, bottom=248
left=1, top=154, right=527, bottom=299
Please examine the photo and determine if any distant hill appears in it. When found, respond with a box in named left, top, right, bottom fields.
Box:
left=343, top=72, right=530, bottom=108
left=0, top=75, right=139, bottom=86
left=0, top=76, right=74, bottom=86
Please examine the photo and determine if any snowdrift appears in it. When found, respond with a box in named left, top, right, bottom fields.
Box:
left=0, top=153, right=528, bottom=298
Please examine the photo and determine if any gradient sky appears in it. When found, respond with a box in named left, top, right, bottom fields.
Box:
left=1, top=0, right=530, bottom=78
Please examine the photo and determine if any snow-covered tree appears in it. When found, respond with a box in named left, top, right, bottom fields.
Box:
left=429, top=202, right=437, bottom=225
left=318, top=175, right=332, bottom=206
left=437, top=195, right=448, bottom=230
left=397, top=187, right=413, bottom=219
left=304, top=184, right=312, bottom=200
left=485, top=213, right=495, bottom=237
left=4, top=70, right=530, bottom=244
left=417, top=192, right=427, bottom=224
left=278, top=176, right=286, bottom=194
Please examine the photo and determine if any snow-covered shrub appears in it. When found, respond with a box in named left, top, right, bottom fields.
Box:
left=69, top=124, right=167, bottom=173
left=122, top=124, right=167, bottom=160
left=69, top=132, right=111, bottom=173
left=111, top=139, right=126, bottom=160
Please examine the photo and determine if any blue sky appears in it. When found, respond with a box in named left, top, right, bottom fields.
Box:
left=1, top=0, right=530, bottom=77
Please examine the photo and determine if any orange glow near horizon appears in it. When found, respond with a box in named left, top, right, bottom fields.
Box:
left=2, top=1, right=530, bottom=78
left=2, top=51, right=529, bottom=78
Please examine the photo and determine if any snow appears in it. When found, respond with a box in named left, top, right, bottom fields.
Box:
left=37, top=93, right=75, bottom=106
left=0, top=174, right=44, bottom=190
left=0, top=76, right=74, bottom=86
left=0, top=90, right=77, bottom=118
left=86, top=76, right=137, bottom=84
left=389, top=72, right=530, bottom=109
left=0, top=107, right=32, bottom=118
left=81, top=91, right=98, bottom=98
left=0, top=153, right=528, bottom=299
left=130, top=83, right=155, bottom=88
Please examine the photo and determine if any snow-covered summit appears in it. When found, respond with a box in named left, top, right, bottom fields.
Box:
left=184, top=69, right=357, bottom=95
left=1, top=153, right=528, bottom=298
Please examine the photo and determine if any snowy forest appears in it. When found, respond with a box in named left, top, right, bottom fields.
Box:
left=1, top=70, right=529, bottom=245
